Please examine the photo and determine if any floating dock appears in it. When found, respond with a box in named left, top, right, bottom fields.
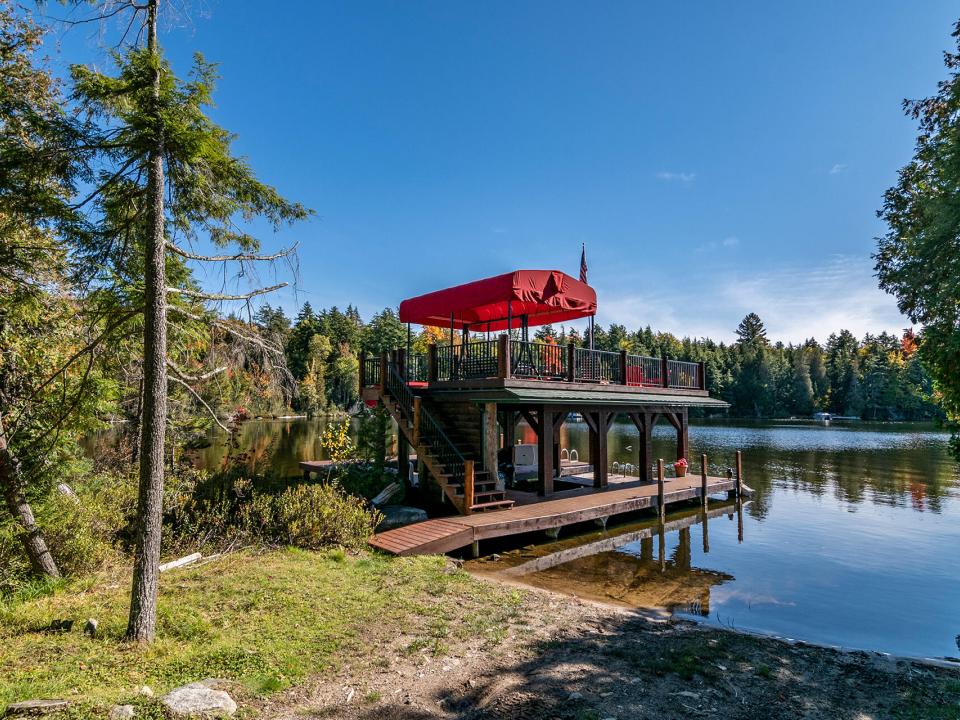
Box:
left=369, top=473, right=742, bottom=556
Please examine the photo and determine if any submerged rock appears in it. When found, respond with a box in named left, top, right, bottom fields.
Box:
left=161, top=682, right=236, bottom=717
left=377, top=505, right=428, bottom=530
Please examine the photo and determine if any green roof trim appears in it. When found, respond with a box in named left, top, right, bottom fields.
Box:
left=429, top=386, right=729, bottom=408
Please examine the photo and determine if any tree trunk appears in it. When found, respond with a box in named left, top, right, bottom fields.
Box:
left=0, top=413, right=60, bottom=578
left=126, top=0, right=167, bottom=644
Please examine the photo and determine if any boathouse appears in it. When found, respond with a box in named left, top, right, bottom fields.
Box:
left=358, top=269, right=739, bottom=555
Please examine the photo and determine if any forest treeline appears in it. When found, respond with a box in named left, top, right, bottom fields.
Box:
left=265, top=304, right=942, bottom=422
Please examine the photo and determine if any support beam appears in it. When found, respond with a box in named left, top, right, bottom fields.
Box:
left=677, top=409, right=689, bottom=461
left=552, top=412, right=568, bottom=479
left=593, top=411, right=609, bottom=489
left=482, top=402, right=498, bottom=483
left=519, top=408, right=540, bottom=437
left=537, top=408, right=555, bottom=496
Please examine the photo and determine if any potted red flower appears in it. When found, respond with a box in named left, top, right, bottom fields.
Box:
left=673, top=457, right=688, bottom=478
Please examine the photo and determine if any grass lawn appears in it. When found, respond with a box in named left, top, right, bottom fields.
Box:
left=0, top=548, right=523, bottom=716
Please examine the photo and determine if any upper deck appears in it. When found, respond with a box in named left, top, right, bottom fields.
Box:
left=360, top=335, right=709, bottom=399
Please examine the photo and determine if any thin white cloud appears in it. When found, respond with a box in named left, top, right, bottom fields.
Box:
left=829, top=163, right=847, bottom=175
left=696, top=235, right=740, bottom=253
left=656, top=171, right=696, bottom=183
left=597, top=255, right=909, bottom=343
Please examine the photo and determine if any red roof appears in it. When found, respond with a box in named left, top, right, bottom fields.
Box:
left=399, top=270, right=597, bottom=332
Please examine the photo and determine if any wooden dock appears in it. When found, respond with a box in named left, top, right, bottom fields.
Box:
left=369, top=473, right=741, bottom=556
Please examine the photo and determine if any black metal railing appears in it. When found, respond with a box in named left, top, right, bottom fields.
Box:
left=510, top=340, right=567, bottom=380
left=574, top=347, right=621, bottom=383
left=435, top=340, right=500, bottom=381
left=361, top=356, right=381, bottom=387
left=460, top=340, right=500, bottom=379
left=405, top=352, right=428, bottom=383
left=667, top=359, right=700, bottom=389
left=625, top=354, right=662, bottom=387
left=377, top=339, right=704, bottom=391
left=417, top=405, right=465, bottom=488
left=385, top=363, right=414, bottom=422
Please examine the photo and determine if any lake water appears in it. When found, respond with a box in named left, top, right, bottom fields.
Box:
left=191, top=417, right=960, bottom=660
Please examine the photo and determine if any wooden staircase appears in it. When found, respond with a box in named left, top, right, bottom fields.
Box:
left=378, top=364, right=514, bottom=515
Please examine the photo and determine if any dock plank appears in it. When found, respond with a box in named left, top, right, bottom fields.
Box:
left=369, top=475, right=738, bottom=556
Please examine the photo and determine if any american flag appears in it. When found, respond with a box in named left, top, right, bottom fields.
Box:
left=579, top=244, right=588, bottom=283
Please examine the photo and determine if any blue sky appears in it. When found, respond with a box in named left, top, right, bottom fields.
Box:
left=49, top=1, right=958, bottom=343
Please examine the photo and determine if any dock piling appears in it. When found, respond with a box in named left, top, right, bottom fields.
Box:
left=700, top=453, right=708, bottom=509
left=657, top=458, right=665, bottom=518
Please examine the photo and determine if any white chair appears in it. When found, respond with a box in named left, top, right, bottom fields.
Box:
left=512, top=444, right=538, bottom=476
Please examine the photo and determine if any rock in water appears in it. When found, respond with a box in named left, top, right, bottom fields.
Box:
left=161, top=683, right=236, bottom=717
left=83, top=618, right=98, bottom=637
left=108, top=705, right=135, bottom=720
left=4, top=700, right=71, bottom=716
left=377, top=505, right=428, bottom=530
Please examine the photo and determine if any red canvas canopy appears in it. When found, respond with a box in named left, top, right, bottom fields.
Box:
left=399, top=270, right=597, bottom=332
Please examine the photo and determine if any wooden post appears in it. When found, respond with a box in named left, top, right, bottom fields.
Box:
left=657, top=458, right=665, bottom=517
left=619, top=349, right=628, bottom=385
left=593, top=412, right=609, bottom=489
left=735, top=450, right=743, bottom=499
left=639, top=413, right=653, bottom=483
left=497, top=333, right=511, bottom=379
left=661, top=354, right=669, bottom=388
left=698, top=361, right=706, bottom=390
left=483, top=402, right=499, bottom=486
left=567, top=342, right=575, bottom=382
left=412, top=397, right=421, bottom=445
left=379, top=352, right=388, bottom=392
left=675, top=410, right=688, bottom=462
left=359, top=352, right=366, bottom=388
left=700, top=453, right=708, bottom=509
left=427, top=343, right=438, bottom=382
left=396, top=347, right=405, bottom=379
left=464, top=459, right=475, bottom=514
left=537, top=409, right=555, bottom=496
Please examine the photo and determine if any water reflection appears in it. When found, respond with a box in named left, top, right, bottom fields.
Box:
left=486, top=504, right=743, bottom=618
left=490, top=420, right=960, bottom=659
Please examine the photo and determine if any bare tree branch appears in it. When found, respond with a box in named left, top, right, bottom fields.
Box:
left=165, top=241, right=299, bottom=263
left=167, top=307, right=286, bottom=361
left=166, top=283, right=286, bottom=301
left=167, top=375, right=230, bottom=433
left=165, top=359, right=227, bottom=383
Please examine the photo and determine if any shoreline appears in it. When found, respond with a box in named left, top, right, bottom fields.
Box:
left=473, top=566, right=960, bottom=672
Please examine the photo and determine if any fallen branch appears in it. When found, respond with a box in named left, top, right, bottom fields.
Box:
left=158, top=552, right=202, bottom=573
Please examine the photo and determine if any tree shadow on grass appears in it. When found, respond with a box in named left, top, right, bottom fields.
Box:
left=350, top=612, right=960, bottom=720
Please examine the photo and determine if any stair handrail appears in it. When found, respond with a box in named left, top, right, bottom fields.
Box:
left=385, top=362, right=415, bottom=424
left=417, top=404, right=466, bottom=494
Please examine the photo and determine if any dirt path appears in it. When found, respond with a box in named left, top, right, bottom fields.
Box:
left=262, top=573, right=960, bottom=720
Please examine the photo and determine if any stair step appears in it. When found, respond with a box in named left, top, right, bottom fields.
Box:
left=469, top=500, right=515, bottom=512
